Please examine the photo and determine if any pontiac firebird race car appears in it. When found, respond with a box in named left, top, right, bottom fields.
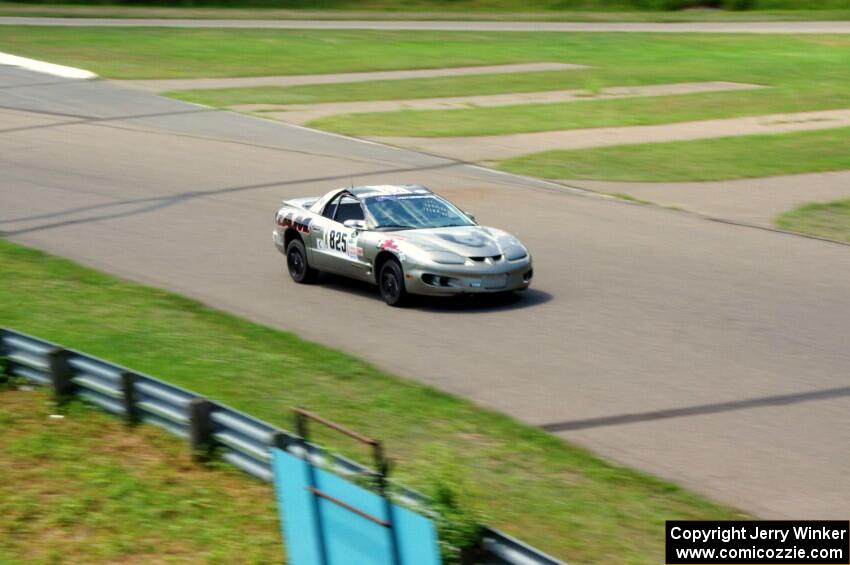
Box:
left=273, top=185, right=533, bottom=306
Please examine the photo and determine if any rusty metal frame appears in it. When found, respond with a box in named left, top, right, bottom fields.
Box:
left=294, top=406, right=401, bottom=565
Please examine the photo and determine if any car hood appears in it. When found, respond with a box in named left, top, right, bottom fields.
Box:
left=400, top=226, right=511, bottom=257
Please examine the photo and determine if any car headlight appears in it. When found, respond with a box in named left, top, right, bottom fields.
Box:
left=429, top=251, right=467, bottom=265
left=504, top=244, right=528, bottom=261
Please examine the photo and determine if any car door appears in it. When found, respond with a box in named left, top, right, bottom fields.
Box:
left=312, top=193, right=368, bottom=277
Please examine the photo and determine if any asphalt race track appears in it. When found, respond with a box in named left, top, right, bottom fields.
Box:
left=2, top=67, right=849, bottom=518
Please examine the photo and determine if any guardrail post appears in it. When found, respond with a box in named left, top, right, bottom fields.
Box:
left=120, top=371, right=138, bottom=425
left=188, top=398, right=212, bottom=462
left=47, top=347, right=74, bottom=404
left=272, top=431, right=292, bottom=452
left=0, top=330, right=9, bottom=384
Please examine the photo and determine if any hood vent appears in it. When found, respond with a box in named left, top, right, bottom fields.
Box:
left=469, top=254, right=502, bottom=262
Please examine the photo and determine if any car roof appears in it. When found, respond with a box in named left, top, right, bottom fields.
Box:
left=347, top=184, right=433, bottom=198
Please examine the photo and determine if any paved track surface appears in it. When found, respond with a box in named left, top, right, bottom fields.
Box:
left=2, top=68, right=850, bottom=518
left=2, top=16, right=850, bottom=32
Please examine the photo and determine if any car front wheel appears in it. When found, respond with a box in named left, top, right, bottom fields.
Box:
left=378, top=259, right=408, bottom=307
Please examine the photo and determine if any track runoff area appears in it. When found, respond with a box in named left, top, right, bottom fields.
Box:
left=666, top=521, right=849, bottom=564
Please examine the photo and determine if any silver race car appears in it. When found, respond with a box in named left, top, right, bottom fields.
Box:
left=273, top=185, right=533, bottom=306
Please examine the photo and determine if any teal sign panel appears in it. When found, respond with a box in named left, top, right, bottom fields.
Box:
left=272, top=447, right=441, bottom=565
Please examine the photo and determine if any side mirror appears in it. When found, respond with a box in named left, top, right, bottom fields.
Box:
left=465, top=212, right=476, bottom=222
left=344, top=219, right=366, bottom=231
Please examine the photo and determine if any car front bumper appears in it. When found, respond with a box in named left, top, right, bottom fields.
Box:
left=402, top=256, right=533, bottom=296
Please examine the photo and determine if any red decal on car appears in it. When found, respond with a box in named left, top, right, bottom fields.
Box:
left=299, top=217, right=312, bottom=234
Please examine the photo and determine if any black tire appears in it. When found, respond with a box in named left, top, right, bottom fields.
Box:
left=378, top=259, right=408, bottom=307
left=286, top=239, right=318, bottom=284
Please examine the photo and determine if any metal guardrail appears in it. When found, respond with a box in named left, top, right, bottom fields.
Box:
left=0, top=327, right=563, bottom=565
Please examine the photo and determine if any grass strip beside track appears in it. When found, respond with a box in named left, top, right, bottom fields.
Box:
left=166, top=70, right=600, bottom=106
left=2, top=2, right=850, bottom=20
left=159, top=33, right=850, bottom=141
left=3, top=29, right=849, bottom=143
left=0, top=239, right=745, bottom=563
left=0, top=388, right=281, bottom=564
left=171, top=33, right=850, bottom=108
left=499, top=127, right=850, bottom=182
left=775, top=199, right=850, bottom=242
left=305, top=88, right=850, bottom=138
left=0, top=27, right=610, bottom=79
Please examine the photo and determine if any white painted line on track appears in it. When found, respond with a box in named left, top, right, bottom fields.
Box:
left=0, top=52, right=96, bottom=79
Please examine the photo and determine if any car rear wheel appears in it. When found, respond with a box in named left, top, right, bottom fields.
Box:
left=378, top=259, right=408, bottom=307
left=286, top=239, right=318, bottom=284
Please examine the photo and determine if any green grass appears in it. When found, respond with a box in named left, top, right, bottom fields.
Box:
left=499, top=127, right=850, bottom=181
left=0, top=27, right=611, bottom=79
left=4, top=28, right=844, bottom=146
left=4, top=30, right=850, bottom=145
left=167, top=69, right=603, bottom=106
left=0, top=239, right=745, bottom=563
left=203, top=32, right=850, bottom=111
left=301, top=33, right=850, bottom=137
left=309, top=88, right=848, bottom=137
left=776, top=199, right=850, bottom=242
left=0, top=388, right=282, bottom=564
left=164, top=32, right=850, bottom=141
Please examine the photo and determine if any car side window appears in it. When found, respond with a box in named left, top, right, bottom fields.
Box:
left=322, top=194, right=341, bottom=219
left=334, top=196, right=365, bottom=224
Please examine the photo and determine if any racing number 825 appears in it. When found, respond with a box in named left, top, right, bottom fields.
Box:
left=328, top=230, right=347, bottom=253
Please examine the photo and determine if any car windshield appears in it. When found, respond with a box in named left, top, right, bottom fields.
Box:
left=363, top=194, right=474, bottom=230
